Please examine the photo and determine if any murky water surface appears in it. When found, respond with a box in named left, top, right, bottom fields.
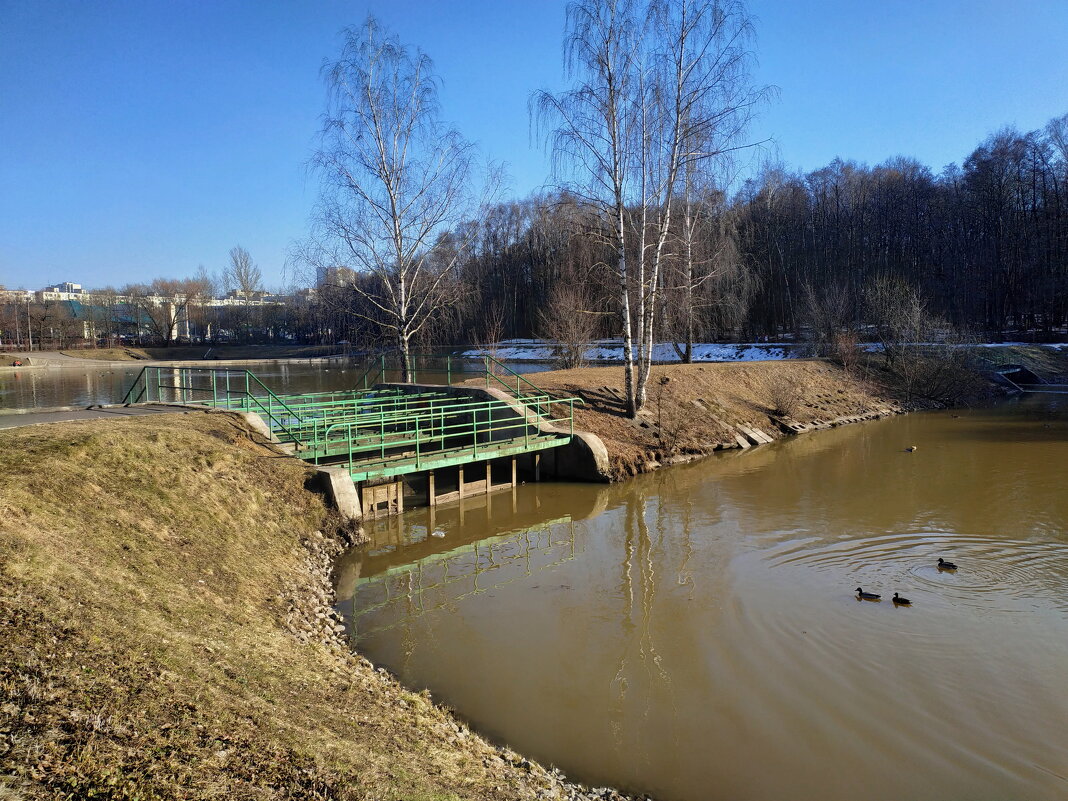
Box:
left=0, top=360, right=548, bottom=409
left=336, top=396, right=1068, bottom=801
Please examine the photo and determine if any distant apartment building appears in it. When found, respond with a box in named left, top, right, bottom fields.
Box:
left=38, top=282, right=86, bottom=301
left=0, top=289, right=34, bottom=303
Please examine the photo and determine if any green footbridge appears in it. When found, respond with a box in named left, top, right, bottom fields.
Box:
left=120, top=357, right=580, bottom=509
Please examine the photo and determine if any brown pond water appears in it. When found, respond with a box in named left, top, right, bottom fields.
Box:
left=335, top=395, right=1068, bottom=801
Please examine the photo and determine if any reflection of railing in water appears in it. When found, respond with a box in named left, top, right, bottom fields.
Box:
left=360, top=509, right=573, bottom=561
left=350, top=519, right=580, bottom=638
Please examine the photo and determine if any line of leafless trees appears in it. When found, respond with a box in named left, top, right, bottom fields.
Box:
left=738, top=116, right=1068, bottom=340
left=294, top=3, right=1067, bottom=414
left=425, top=112, right=1068, bottom=355
left=1, top=246, right=327, bottom=349
left=299, top=0, right=769, bottom=407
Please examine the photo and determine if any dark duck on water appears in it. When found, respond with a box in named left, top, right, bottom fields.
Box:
left=855, top=587, right=881, bottom=601
left=937, top=558, right=958, bottom=570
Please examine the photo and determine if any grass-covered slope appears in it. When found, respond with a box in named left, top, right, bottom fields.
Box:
left=517, top=360, right=915, bottom=477
left=0, top=413, right=587, bottom=800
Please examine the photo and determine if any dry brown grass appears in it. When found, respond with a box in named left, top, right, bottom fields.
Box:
left=0, top=413, right=571, bottom=800
left=520, top=359, right=915, bottom=477
left=765, top=374, right=803, bottom=418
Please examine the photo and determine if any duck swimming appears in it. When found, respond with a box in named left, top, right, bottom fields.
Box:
left=892, top=593, right=911, bottom=605
left=855, top=587, right=881, bottom=600
left=937, top=558, right=958, bottom=570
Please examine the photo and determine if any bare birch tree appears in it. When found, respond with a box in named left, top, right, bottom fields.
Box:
left=632, top=0, right=769, bottom=408
left=537, top=0, right=767, bottom=415
left=309, top=17, right=489, bottom=380
left=534, top=0, right=642, bottom=414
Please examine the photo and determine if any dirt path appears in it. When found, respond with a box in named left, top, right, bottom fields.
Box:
left=0, top=403, right=184, bottom=429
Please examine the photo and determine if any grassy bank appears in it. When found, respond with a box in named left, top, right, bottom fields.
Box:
left=59, top=345, right=344, bottom=362
left=0, top=359, right=998, bottom=797
left=526, top=359, right=990, bottom=478
left=0, top=413, right=619, bottom=800
left=966, top=343, right=1068, bottom=380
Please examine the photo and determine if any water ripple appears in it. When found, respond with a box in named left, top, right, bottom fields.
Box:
left=761, top=531, right=1068, bottom=614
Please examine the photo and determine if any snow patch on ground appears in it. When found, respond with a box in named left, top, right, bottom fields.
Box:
left=463, top=341, right=798, bottom=362
left=462, top=340, right=1068, bottom=363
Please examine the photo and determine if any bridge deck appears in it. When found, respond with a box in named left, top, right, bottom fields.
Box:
left=320, top=433, right=566, bottom=482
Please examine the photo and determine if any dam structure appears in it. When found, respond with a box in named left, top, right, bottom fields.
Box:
left=120, top=357, right=606, bottom=519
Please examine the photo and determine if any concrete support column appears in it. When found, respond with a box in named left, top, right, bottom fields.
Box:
left=428, top=470, right=436, bottom=507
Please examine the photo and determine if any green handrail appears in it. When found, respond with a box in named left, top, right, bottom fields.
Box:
left=313, top=396, right=575, bottom=461
left=482, top=354, right=558, bottom=399
left=120, top=366, right=150, bottom=404
left=353, top=354, right=388, bottom=390
left=119, top=361, right=578, bottom=483
left=121, top=366, right=308, bottom=443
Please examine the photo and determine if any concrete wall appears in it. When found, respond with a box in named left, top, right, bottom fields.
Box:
left=310, top=465, right=364, bottom=522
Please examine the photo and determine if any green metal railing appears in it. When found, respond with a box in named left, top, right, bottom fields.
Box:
left=302, top=393, right=558, bottom=454
left=121, top=366, right=306, bottom=441
left=118, top=363, right=579, bottom=483
left=482, top=354, right=551, bottom=399
left=310, top=395, right=578, bottom=481
left=352, top=353, right=457, bottom=388
left=354, top=354, right=388, bottom=389
left=351, top=352, right=562, bottom=401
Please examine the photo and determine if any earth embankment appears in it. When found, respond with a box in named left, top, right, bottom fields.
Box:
left=0, top=412, right=628, bottom=800
left=523, top=360, right=965, bottom=478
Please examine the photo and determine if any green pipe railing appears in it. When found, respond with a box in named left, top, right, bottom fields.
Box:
left=482, top=354, right=549, bottom=399
left=300, top=394, right=557, bottom=457
left=312, top=395, right=578, bottom=479
left=350, top=352, right=558, bottom=401
left=121, top=366, right=306, bottom=442
left=119, top=362, right=578, bottom=482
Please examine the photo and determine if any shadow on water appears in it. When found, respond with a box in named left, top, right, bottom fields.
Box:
left=337, top=396, right=1068, bottom=801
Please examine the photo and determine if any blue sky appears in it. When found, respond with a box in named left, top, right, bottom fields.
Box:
left=1, top=0, right=1066, bottom=291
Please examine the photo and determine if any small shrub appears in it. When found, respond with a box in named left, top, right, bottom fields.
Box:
left=833, top=330, right=863, bottom=374
left=768, top=374, right=803, bottom=418
left=537, top=284, right=596, bottom=370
